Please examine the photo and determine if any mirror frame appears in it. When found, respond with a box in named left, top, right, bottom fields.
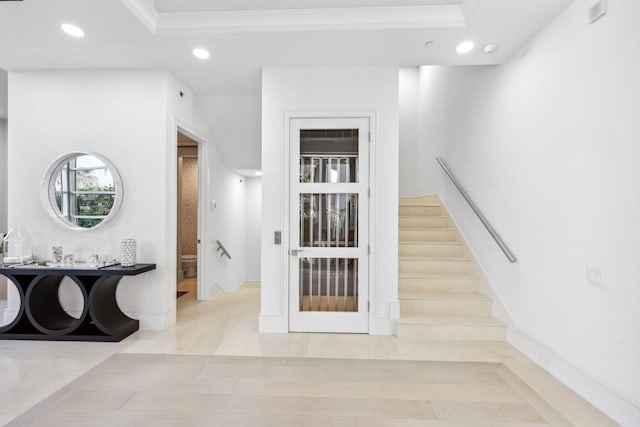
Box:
left=40, top=152, right=124, bottom=231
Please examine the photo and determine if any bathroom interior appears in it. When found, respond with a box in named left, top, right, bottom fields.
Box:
left=176, top=132, right=199, bottom=299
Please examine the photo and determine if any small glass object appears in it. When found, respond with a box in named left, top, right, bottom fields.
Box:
left=2, top=227, right=34, bottom=265
left=63, top=253, right=74, bottom=265
left=52, top=242, right=63, bottom=265
left=88, top=248, right=100, bottom=267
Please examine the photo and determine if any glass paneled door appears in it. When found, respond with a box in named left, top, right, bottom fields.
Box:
left=289, top=118, right=369, bottom=333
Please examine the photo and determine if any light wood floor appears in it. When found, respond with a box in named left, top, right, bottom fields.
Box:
left=1, top=283, right=619, bottom=426
left=11, top=354, right=564, bottom=427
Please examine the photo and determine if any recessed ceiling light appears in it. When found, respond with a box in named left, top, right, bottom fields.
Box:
left=483, top=44, right=499, bottom=54
left=61, top=23, right=85, bottom=38
left=456, top=40, right=474, bottom=54
left=192, top=48, right=210, bottom=60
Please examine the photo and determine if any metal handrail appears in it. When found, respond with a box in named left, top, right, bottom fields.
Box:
left=436, top=156, right=517, bottom=263
left=215, top=240, right=232, bottom=260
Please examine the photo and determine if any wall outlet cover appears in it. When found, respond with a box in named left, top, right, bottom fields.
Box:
left=586, top=267, right=603, bottom=288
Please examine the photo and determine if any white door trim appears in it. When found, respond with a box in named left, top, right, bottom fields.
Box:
left=174, top=119, right=209, bottom=301
left=282, top=111, right=377, bottom=334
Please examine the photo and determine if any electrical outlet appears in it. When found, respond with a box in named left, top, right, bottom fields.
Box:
left=588, top=0, right=607, bottom=24
left=586, top=267, right=603, bottom=288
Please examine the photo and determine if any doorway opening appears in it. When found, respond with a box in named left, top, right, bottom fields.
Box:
left=177, top=132, right=199, bottom=301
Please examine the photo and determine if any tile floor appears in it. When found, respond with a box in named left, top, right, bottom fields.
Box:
left=0, top=282, right=619, bottom=426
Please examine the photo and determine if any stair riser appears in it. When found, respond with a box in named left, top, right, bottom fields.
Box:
left=399, top=299, right=492, bottom=316
left=399, top=206, right=441, bottom=216
left=397, top=323, right=506, bottom=341
left=399, top=230, right=455, bottom=243
left=399, top=278, right=480, bottom=293
left=399, top=244, right=463, bottom=257
left=399, top=196, right=441, bottom=206
left=399, top=260, right=473, bottom=275
left=399, top=216, right=449, bottom=228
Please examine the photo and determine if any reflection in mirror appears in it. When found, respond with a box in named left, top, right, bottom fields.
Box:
left=42, top=153, right=123, bottom=230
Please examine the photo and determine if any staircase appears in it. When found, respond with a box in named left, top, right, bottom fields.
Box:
left=397, top=195, right=506, bottom=341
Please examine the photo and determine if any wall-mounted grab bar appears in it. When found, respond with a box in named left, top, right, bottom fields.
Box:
left=215, top=240, right=232, bottom=260
left=436, top=156, right=517, bottom=263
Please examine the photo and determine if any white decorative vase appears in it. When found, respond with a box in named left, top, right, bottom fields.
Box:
left=120, top=239, right=136, bottom=267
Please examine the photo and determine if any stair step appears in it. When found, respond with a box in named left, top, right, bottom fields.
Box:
left=399, top=205, right=441, bottom=217
left=399, top=275, right=481, bottom=293
left=399, top=195, right=441, bottom=206
left=399, top=216, right=449, bottom=228
left=399, top=242, right=463, bottom=257
left=399, top=291, right=492, bottom=315
left=397, top=313, right=506, bottom=341
left=399, top=229, right=455, bottom=243
left=399, top=257, right=473, bottom=275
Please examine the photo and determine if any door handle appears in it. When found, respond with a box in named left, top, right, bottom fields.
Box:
left=290, top=249, right=304, bottom=256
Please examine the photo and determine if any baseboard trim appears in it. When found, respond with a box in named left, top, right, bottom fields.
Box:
left=258, top=313, right=288, bottom=333
left=508, top=327, right=640, bottom=427
left=369, top=316, right=395, bottom=336
left=200, top=281, right=222, bottom=300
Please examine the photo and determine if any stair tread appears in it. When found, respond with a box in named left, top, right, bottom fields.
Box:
left=399, top=313, right=504, bottom=326
left=398, top=203, right=441, bottom=207
left=400, top=272, right=479, bottom=279
left=399, top=256, right=471, bottom=262
left=399, top=241, right=462, bottom=246
left=400, top=227, right=455, bottom=231
left=399, top=291, right=490, bottom=301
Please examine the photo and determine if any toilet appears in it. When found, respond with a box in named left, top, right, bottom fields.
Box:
left=181, top=254, right=197, bottom=278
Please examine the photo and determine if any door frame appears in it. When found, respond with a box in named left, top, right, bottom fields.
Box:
left=174, top=119, right=209, bottom=302
left=282, top=111, right=377, bottom=334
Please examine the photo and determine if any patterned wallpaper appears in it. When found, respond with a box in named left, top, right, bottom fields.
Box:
left=181, top=156, right=198, bottom=255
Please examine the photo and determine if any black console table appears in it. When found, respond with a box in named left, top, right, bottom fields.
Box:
left=0, top=263, right=155, bottom=342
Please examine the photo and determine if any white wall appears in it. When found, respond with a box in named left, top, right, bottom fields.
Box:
left=415, top=0, right=640, bottom=423
left=198, top=94, right=261, bottom=170
left=399, top=67, right=422, bottom=197
left=0, top=118, right=6, bottom=301
left=8, top=70, right=170, bottom=329
left=0, top=69, right=7, bottom=302
left=0, top=119, right=6, bottom=235
left=399, top=66, right=448, bottom=198
left=245, top=176, right=261, bottom=281
left=0, top=69, right=7, bottom=119
left=167, top=74, right=249, bottom=303
left=6, top=70, right=251, bottom=330
left=260, top=66, right=399, bottom=334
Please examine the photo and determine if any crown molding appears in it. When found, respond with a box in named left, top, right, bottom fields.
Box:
left=461, top=0, right=480, bottom=17
left=120, top=0, right=465, bottom=34
left=120, top=0, right=158, bottom=33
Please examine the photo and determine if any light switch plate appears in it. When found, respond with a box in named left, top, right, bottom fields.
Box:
left=586, top=267, right=603, bottom=288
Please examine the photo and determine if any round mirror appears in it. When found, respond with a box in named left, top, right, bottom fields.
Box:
left=41, top=152, right=123, bottom=231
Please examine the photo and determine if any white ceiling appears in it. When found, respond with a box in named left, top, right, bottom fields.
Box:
left=0, top=0, right=574, bottom=94
left=0, top=0, right=574, bottom=169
